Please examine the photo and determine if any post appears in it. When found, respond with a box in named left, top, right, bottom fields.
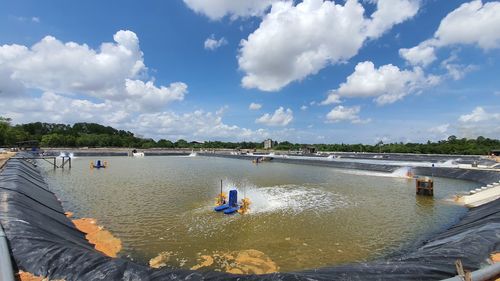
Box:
left=53, top=157, right=56, bottom=169
left=69, top=157, right=71, bottom=169
left=220, top=179, right=223, bottom=204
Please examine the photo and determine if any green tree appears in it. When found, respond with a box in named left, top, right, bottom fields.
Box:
left=175, top=139, right=189, bottom=148
left=0, top=117, right=12, bottom=145
left=157, top=139, right=174, bottom=148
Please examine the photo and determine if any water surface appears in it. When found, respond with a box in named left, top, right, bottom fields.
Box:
left=42, top=156, right=477, bottom=272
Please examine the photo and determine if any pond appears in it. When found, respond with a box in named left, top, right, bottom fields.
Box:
left=42, top=155, right=476, bottom=272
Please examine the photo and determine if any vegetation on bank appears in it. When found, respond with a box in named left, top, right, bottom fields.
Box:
left=0, top=117, right=498, bottom=155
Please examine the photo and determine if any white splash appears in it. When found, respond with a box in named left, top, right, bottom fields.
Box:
left=437, top=159, right=459, bottom=167
left=57, top=152, right=75, bottom=158
left=185, top=181, right=351, bottom=237
left=334, top=166, right=414, bottom=179
left=218, top=180, right=350, bottom=215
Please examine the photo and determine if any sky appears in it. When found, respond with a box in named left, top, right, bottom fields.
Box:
left=0, top=0, right=499, bottom=144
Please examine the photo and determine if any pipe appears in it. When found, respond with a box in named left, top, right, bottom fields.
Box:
left=441, top=262, right=500, bottom=281
left=0, top=223, right=15, bottom=281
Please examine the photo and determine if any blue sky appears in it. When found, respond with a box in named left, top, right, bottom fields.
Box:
left=0, top=0, right=499, bottom=144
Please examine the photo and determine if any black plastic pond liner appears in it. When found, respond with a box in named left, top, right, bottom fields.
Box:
left=205, top=153, right=500, bottom=184
left=0, top=155, right=499, bottom=281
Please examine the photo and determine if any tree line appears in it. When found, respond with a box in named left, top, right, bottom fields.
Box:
left=0, top=117, right=498, bottom=155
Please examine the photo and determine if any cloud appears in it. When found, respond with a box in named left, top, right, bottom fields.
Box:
left=456, top=106, right=500, bottom=138
left=0, top=93, right=274, bottom=141
left=400, top=0, right=500, bottom=66
left=323, top=61, right=440, bottom=105
left=124, top=79, right=187, bottom=111
left=0, top=30, right=146, bottom=98
left=183, top=0, right=278, bottom=20
left=440, top=54, right=477, bottom=80
left=458, top=106, right=499, bottom=123
left=1, top=92, right=120, bottom=125
left=0, top=30, right=187, bottom=112
left=300, top=105, right=308, bottom=111
left=238, top=0, right=420, bottom=91
left=399, top=41, right=437, bottom=67
left=204, top=34, right=228, bottom=50
left=434, top=0, right=500, bottom=49
left=366, top=0, right=420, bottom=38
left=31, top=17, right=40, bottom=23
left=249, top=102, right=262, bottom=110
left=320, top=92, right=342, bottom=105
left=428, top=123, right=450, bottom=139
left=255, top=106, right=293, bottom=126
left=0, top=30, right=307, bottom=142
left=132, top=109, right=270, bottom=141
left=326, top=105, right=370, bottom=124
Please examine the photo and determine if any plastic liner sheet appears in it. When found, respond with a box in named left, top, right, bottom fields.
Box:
left=43, top=151, right=189, bottom=157
left=202, top=153, right=401, bottom=173
left=203, top=154, right=500, bottom=184
left=210, top=151, right=495, bottom=165
left=413, top=166, right=500, bottom=185
left=0, top=155, right=499, bottom=281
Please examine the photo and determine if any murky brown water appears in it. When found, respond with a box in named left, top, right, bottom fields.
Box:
left=42, top=156, right=477, bottom=272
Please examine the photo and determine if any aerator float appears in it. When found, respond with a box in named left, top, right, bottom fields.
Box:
left=90, top=160, right=107, bottom=169
left=214, top=181, right=251, bottom=215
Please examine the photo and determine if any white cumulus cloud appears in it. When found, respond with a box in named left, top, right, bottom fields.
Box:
left=326, top=105, right=370, bottom=124
left=399, top=41, right=437, bottom=67
left=132, top=109, right=270, bottom=141
left=320, top=92, right=342, bottom=105
left=366, top=0, right=420, bottom=38
left=0, top=30, right=147, bottom=98
left=429, top=123, right=450, bottom=134
left=183, top=0, right=278, bottom=20
left=435, top=0, right=500, bottom=49
left=456, top=106, right=500, bottom=138
left=2, top=92, right=120, bottom=125
left=459, top=106, right=499, bottom=123
left=400, top=0, right=500, bottom=66
left=256, top=106, right=293, bottom=126
left=238, top=0, right=420, bottom=91
left=124, top=80, right=187, bottom=111
left=0, top=30, right=187, bottom=112
left=249, top=102, right=262, bottom=110
left=204, top=34, right=228, bottom=50
left=323, top=61, right=440, bottom=105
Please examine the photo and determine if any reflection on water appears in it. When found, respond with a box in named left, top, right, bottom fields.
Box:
left=42, top=156, right=477, bottom=272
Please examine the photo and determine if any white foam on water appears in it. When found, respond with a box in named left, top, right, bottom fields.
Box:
left=436, top=159, right=460, bottom=167
left=284, top=154, right=462, bottom=168
left=390, top=166, right=414, bottom=178
left=57, top=152, right=75, bottom=158
left=185, top=181, right=351, bottom=237
left=218, top=180, right=350, bottom=215
left=334, top=166, right=414, bottom=179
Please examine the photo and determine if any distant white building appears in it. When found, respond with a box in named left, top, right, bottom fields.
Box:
left=264, top=139, right=273, bottom=149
